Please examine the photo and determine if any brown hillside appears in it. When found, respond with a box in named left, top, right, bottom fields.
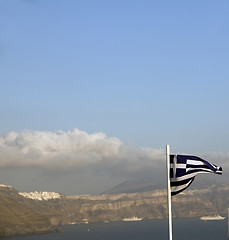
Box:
left=0, top=191, right=50, bottom=237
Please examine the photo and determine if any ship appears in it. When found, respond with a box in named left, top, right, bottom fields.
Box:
left=200, top=215, right=225, bottom=221
left=123, top=216, right=142, bottom=222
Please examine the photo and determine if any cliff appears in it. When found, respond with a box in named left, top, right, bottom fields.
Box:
left=0, top=183, right=228, bottom=237
left=19, top=184, right=229, bottom=225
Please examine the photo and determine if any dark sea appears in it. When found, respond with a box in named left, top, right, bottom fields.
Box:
left=3, top=218, right=228, bottom=240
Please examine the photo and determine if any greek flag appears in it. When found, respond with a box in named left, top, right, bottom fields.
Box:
left=170, top=155, right=222, bottom=196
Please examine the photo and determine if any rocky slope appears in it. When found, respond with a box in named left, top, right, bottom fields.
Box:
left=0, top=185, right=51, bottom=237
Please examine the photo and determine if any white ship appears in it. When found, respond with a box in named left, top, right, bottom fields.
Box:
left=200, top=215, right=225, bottom=221
left=123, top=216, right=142, bottom=222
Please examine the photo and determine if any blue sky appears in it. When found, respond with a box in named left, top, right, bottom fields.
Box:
left=0, top=1, right=228, bottom=194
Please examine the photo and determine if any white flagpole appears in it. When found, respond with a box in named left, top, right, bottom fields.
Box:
left=166, top=145, right=173, bottom=240
left=227, top=208, right=229, bottom=240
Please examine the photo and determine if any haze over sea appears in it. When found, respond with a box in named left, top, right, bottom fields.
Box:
left=3, top=218, right=227, bottom=240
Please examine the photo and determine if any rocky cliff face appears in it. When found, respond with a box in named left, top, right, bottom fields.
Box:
left=0, top=184, right=228, bottom=237
left=18, top=184, right=229, bottom=225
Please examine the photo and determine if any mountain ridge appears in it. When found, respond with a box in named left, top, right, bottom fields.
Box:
left=0, top=183, right=228, bottom=237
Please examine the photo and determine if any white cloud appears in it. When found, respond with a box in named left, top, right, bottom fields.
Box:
left=0, top=129, right=227, bottom=194
left=0, top=129, right=164, bottom=172
left=0, top=128, right=227, bottom=182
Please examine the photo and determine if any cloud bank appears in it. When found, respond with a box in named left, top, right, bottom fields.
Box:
left=0, top=128, right=227, bottom=194
left=0, top=129, right=164, bottom=174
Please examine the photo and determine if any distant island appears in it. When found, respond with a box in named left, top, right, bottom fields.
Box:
left=0, top=183, right=228, bottom=237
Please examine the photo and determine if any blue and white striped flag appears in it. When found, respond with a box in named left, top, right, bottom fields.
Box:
left=170, top=155, right=222, bottom=196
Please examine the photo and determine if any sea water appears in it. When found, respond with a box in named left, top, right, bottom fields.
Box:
left=3, top=218, right=228, bottom=240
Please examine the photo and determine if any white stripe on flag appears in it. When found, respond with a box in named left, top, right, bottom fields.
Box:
left=173, top=168, right=215, bottom=182
left=186, top=167, right=214, bottom=174
left=171, top=179, right=193, bottom=193
left=172, top=171, right=201, bottom=182
left=170, top=163, right=186, bottom=169
left=187, top=160, right=204, bottom=165
left=176, top=164, right=186, bottom=168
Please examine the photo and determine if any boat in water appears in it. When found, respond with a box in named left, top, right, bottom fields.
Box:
left=123, top=216, right=142, bottom=222
left=200, top=215, right=225, bottom=221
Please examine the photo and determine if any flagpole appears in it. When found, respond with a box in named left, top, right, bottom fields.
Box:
left=166, top=145, right=173, bottom=240
left=227, top=208, right=229, bottom=240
